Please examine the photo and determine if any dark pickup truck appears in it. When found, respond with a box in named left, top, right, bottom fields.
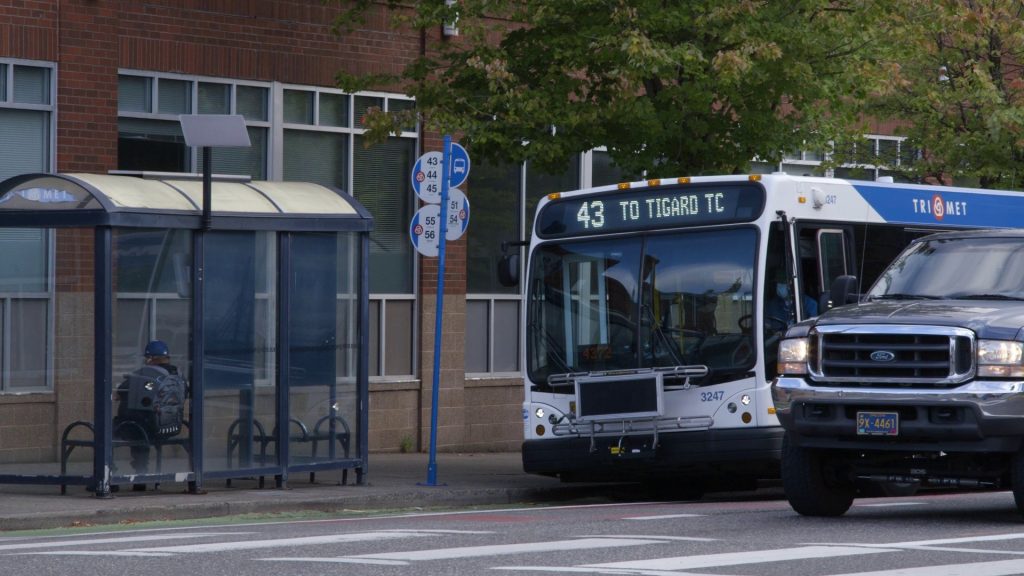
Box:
left=772, top=228, right=1024, bottom=516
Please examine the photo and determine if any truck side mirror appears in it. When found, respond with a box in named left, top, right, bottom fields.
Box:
left=829, top=275, right=859, bottom=309
left=498, top=253, right=519, bottom=287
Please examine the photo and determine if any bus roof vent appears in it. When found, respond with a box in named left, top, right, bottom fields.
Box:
left=876, top=176, right=895, bottom=183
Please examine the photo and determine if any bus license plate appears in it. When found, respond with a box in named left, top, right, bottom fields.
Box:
left=856, top=411, right=898, bottom=436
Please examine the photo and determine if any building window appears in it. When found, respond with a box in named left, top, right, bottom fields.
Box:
left=755, top=135, right=915, bottom=182
left=0, top=228, right=53, bottom=392
left=0, top=60, right=54, bottom=182
left=117, top=72, right=270, bottom=178
left=277, top=86, right=418, bottom=378
left=464, top=156, right=582, bottom=375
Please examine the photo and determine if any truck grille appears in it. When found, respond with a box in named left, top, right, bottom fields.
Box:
left=808, top=325, right=974, bottom=387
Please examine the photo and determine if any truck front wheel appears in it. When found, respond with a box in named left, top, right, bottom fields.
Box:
left=1011, top=448, right=1024, bottom=516
left=782, top=434, right=855, bottom=517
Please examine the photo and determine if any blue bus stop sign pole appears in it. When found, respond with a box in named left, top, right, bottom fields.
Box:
left=423, top=135, right=453, bottom=487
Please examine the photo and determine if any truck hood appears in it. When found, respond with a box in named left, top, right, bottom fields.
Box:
left=814, top=299, right=1024, bottom=341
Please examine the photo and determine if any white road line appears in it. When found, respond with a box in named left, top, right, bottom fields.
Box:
left=583, top=545, right=897, bottom=571
left=856, top=502, right=928, bottom=508
left=624, top=514, right=706, bottom=520
left=828, top=558, right=1024, bottom=576
left=132, top=530, right=434, bottom=553
left=262, top=558, right=413, bottom=566
left=812, top=533, right=1024, bottom=549
left=25, top=551, right=175, bottom=557
left=496, top=568, right=722, bottom=575
left=580, top=535, right=716, bottom=542
left=266, top=537, right=668, bottom=566
left=0, top=533, right=241, bottom=553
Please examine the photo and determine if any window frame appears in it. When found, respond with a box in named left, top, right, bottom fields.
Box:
left=0, top=229, right=56, bottom=393
left=117, top=70, right=273, bottom=177
left=0, top=58, right=57, bottom=178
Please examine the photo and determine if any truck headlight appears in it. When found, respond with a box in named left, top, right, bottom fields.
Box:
left=778, top=338, right=810, bottom=375
left=978, top=340, right=1024, bottom=377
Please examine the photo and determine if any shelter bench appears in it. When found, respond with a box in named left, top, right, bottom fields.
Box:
left=60, top=420, right=191, bottom=494
left=225, top=415, right=351, bottom=487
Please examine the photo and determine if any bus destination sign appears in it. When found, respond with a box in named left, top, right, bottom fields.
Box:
left=536, top=183, right=765, bottom=238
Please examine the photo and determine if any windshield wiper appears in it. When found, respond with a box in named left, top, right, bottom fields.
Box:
left=872, top=293, right=941, bottom=301
left=953, top=293, right=1024, bottom=301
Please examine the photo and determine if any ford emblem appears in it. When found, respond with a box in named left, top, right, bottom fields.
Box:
left=870, top=350, right=896, bottom=362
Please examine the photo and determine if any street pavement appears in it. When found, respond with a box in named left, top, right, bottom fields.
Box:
left=0, top=453, right=632, bottom=532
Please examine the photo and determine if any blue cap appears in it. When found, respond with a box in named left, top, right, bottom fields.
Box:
left=144, top=340, right=170, bottom=357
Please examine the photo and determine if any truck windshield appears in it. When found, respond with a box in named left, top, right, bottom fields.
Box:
left=526, top=228, right=757, bottom=387
left=868, top=237, right=1024, bottom=300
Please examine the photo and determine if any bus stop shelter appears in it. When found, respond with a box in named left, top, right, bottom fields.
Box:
left=0, top=172, right=372, bottom=496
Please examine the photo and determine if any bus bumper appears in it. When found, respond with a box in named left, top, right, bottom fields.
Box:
left=522, top=427, right=784, bottom=482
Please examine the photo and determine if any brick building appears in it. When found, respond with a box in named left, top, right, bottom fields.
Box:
left=0, top=1, right=913, bottom=465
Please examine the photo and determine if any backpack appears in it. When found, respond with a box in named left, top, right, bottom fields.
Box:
left=119, top=365, right=186, bottom=439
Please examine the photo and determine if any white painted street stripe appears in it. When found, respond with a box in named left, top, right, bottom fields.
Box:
left=495, top=568, right=722, bottom=575
left=0, top=533, right=241, bottom=553
left=262, top=558, right=412, bottom=566
left=580, top=535, right=716, bottom=542
left=828, top=558, right=1024, bottom=576
left=274, top=537, right=667, bottom=565
left=813, top=533, right=1024, bottom=549
left=889, top=533, right=1024, bottom=547
left=378, top=529, right=494, bottom=534
left=856, top=502, right=928, bottom=508
left=625, top=513, right=706, bottom=520
left=132, top=530, right=433, bottom=553
left=25, top=551, right=175, bottom=557
left=584, top=545, right=896, bottom=571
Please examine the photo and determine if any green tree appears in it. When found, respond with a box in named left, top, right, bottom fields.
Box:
left=334, top=0, right=884, bottom=177
left=863, top=0, right=1024, bottom=189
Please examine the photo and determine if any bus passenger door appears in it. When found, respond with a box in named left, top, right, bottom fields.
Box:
left=797, top=226, right=852, bottom=316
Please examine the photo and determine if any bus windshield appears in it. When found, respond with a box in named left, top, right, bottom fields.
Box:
left=527, top=227, right=757, bottom=387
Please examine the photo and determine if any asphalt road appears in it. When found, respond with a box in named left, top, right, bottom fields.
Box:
left=5, top=489, right=1024, bottom=576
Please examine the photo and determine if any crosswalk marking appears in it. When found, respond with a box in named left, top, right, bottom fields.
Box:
left=625, top=514, right=706, bottom=520
left=0, top=533, right=241, bottom=554
left=131, top=530, right=438, bottom=554
left=856, top=502, right=928, bottom=508
left=25, top=551, right=175, bottom=557
left=507, top=545, right=897, bottom=573
left=828, top=558, right=1024, bottom=576
left=262, top=537, right=668, bottom=566
left=580, top=535, right=716, bottom=542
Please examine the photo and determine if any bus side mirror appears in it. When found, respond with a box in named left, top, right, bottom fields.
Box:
left=498, top=240, right=526, bottom=287
left=828, top=275, right=859, bottom=309
left=498, top=253, right=519, bottom=287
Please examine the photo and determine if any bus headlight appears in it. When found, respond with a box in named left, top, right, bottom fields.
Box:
left=778, top=338, right=810, bottom=375
left=978, top=340, right=1024, bottom=377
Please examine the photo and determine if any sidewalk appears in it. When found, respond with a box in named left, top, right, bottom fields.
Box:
left=0, top=453, right=630, bottom=532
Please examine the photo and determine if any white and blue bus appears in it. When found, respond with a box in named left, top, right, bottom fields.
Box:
left=506, top=173, right=1024, bottom=493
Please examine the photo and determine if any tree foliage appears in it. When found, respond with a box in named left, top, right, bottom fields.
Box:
left=861, top=1, right=1024, bottom=189
left=333, top=0, right=884, bottom=177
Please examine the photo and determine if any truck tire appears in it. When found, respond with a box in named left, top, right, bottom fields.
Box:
left=1012, top=449, right=1024, bottom=516
left=782, top=434, right=855, bottom=517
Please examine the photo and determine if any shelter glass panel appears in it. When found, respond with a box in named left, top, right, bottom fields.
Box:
left=0, top=228, right=89, bottom=480
left=111, top=228, right=193, bottom=481
left=0, top=228, right=51, bottom=394
left=202, top=231, right=277, bottom=474
left=288, top=232, right=358, bottom=465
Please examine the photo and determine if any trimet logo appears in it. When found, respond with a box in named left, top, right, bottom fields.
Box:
left=911, top=193, right=967, bottom=221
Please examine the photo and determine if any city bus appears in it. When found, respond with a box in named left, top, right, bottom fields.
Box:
left=503, top=173, right=1023, bottom=494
